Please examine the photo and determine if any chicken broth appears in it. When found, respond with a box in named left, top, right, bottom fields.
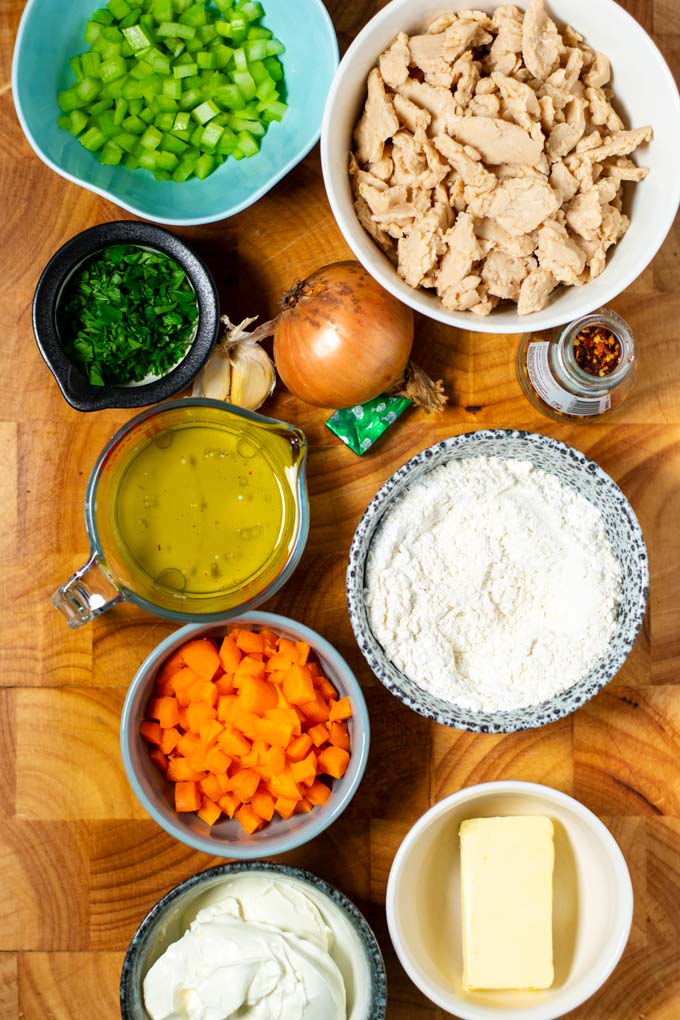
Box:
left=110, top=421, right=292, bottom=599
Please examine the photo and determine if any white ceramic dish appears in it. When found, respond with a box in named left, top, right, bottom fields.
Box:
left=386, top=781, right=633, bottom=1019
left=321, top=0, right=680, bottom=334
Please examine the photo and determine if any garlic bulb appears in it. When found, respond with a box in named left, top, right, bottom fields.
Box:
left=192, top=315, right=276, bottom=411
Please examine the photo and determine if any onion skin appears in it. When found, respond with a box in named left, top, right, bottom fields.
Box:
left=273, top=261, right=414, bottom=408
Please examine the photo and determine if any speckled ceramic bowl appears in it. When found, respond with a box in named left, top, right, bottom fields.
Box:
left=347, top=430, right=648, bottom=733
left=120, top=862, right=387, bottom=1020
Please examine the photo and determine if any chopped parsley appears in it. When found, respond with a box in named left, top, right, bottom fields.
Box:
left=57, top=244, right=199, bottom=386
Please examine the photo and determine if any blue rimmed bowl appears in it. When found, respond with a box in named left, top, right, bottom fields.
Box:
left=120, top=862, right=387, bottom=1020
left=121, top=612, right=370, bottom=857
left=347, top=429, right=648, bottom=734
left=12, top=0, right=338, bottom=225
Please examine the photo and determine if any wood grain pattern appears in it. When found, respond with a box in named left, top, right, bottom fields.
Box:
left=1, top=0, right=679, bottom=1016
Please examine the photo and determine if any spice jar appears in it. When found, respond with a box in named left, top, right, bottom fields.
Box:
left=516, top=308, right=636, bottom=422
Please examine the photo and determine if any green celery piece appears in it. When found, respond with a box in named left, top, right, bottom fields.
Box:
left=151, top=0, right=173, bottom=22
left=197, top=24, right=217, bottom=43
left=155, top=93, right=178, bottom=112
left=249, top=60, right=268, bottom=85
left=211, top=111, right=228, bottom=126
left=189, top=123, right=204, bottom=146
left=192, top=99, right=219, bottom=124
left=129, top=59, right=154, bottom=80
left=255, top=77, right=277, bottom=102
left=160, top=132, right=189, bottom=154
left=244, top=39, right=266, bottom=62
left=182, top=73, right=202, bottom=89
left=122, top=113, right=146, bottom=133
left=264, top=38, right=285, bottom=57
left=162, top=76, right=182, bottom=99
left=178, top=3, right=207, bottom=27
left=212, top=0, right=233, bottom=13
left=173, top=62, right=197, bottom=78
left=101, top=78, right=125, bottom=98
left=80, top=126, right=107, bottom=150
left=157, top=20, right=195, bottom=38
left=128, top=96, right=144, bottom=114
left=152, top=168, right=172, bottom=180
left=154, top=149, right=179, bottom=170
left=90, top=96, right=114, bottom=115
left=194, top=152, right=216, bottom=178
left=70, top=109, right=90, bottom=134
left=171, top=126, right=193, bottom=141
left=184, top=35, right=203, bottom=53
left=113, top=97, right=129, bottom=125
left=178, top=86, right=202, bottom=110
left=118, top=10, right=142, bottom=29
left=211, top=43, right=233, bottom=69
left=173, top=0, right=193, bottom=14
left=100, top=56, right=127, bottom=83
left=58, top=88, right=87, bottom=113
left=100, top=140, right=124, bottom=164
left=69, top=55, right=84, bottom=81
left=92, top=39, right=123, bottom=58
left=173, top=50, right=195, bottom=65
left=84, top=21, right=102, bottom=44
left=238, top=1, right=264, bottom=20
left=196, top=50, right=216, bottom=69
left=263, top=56, right=282, bottom=81
left=227, top=114, right=264, bottom=137
left=261, top=98, right=286, bottom=121
left=57, top=113, right=71, bottom=131
left=91, top=8, right=115, bottom=25
left=154, top=112, right=176, bottom=131
left=139, top=12, right=156, bottom=31
left=216, top=126, right=237, bottom=154
left=229, top=15, right=247, bottom=33
left=142, top=76, right=163, bottom=102
left=172, top=110, right=191, bottom=131
left=172, top=162, right=195, bottom=182
left=81, top=51, right=102, bottom=77
left=231, top=145, right=245, bottom=160
left=233, top=70, right=256, bottom=102
left=112, top=130, right=140, bottom=152
left=232, top=47, right=247, bottom=72
left=97, top=109, right=118, bottom=136
left=247, top=26, right=272, bottom=40
left=101, top=24, right=124, bottom=42
left=214, top=84, right=245, bottom=109
left=140, top=124, right=163, bottom=149
left=122, top=78, right=144, bottom=98
left=139, top=105, right=155, bottom=123
left=107, top=0, right=131, bottom=19
left=146, top=48, right=171, bottom=74
left=200, top=121, right=223, bottom=149
left=123, top=152, right=140, bottom=168
left=138, top=150, right=159, bottom=169
left=122, top=23, right=153, bottom=50
left=120, top=41, right=133, bottom=57
left=76, top=76, right=102, bottom=102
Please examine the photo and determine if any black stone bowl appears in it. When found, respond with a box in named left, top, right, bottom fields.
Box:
left=32, top=220, right=220, bottom=412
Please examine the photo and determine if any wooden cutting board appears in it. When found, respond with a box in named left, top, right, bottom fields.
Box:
left=1, top=0, right=679, bottom=1016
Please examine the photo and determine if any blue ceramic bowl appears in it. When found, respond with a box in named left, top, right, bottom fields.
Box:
left=120, top=862, right=387, bottom=1020
left=12, top=0, right=338, bottom=225
left=121, top=612, right=370, bottom=857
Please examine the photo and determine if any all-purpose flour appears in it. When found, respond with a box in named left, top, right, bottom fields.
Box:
left=365, top=456, right=621, bottom=713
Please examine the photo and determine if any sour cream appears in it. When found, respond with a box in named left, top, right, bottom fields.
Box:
left=143, top=875, right=347, bottom=1020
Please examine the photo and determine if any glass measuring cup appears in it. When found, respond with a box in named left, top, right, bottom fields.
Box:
left=53, top=399, right=309, bottom=628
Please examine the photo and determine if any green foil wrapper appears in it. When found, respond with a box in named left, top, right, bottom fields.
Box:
left=325, top=393, right=412, bottom=455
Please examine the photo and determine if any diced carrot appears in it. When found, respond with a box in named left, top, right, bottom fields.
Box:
left=197, top=797, right=222, bottom=826
left=234, top=629, right=266, bottom=655
left=198, top=719, right=223, bottom=746
left=218, top=634, right=242, bottom=673
left=186, top=701, right=216, bottom=732
left=167, top=757, right=205, bottom=782
left=240, top=675, right=277, bottom=714
left=295, top=797, right=313, bottom=814
left=236, top=802, right=263, bottom=834
left=307, top=661, right=322, bottom=678
left=300, top=692, right=330, bottom=725
left=187, top=746, right=209, bottom=773
left=265, top=706, right=301, bottom=736
left=275, top=795, right=298, bottom=819
left=259, top=628, right=279, bottom=652
left=175, top=781, right=201, bottom=812
left=252, top=739, right=269, bottom=764
left=286, top=733, right=314, bottom=762
left=253, top=716, right=293, bottom=749
left=156, top=696, right=180, bottom=729
left=317, top=677, right=339, bottom=701
left=277, top=637, right=297, bottom=658
left=282, top=664, right=315, bottom=706
left=219, top=792, right=239, bottom=818
left=295, top=641, right=311, bottom=664
left=186, top=679, right=218, bottom=707
left=308, top=723, right=329, bottom=747
left=155, top=648, right=187, bottom=686
left=178, top=706, right=190, bottom=730
left=160, top=727, right=181, bottom=755
left=204, top=747, right=231, bottom=774
left=329, top=721, right=350, bottom=752
left=306, top=779, right=332, bottom=806
left=218, top=727, right=252, bottom=757
left=266, top=745, right=286, bottom=774
left=235, top=656, right=267, bottom=684
left=270, top=767, right=301, bottom=801
left=215, top=673, right=235, bottom=695
left=217, top=695, right=238, bottom=723
left=317, top=746, right=350, bottom=779
left=290, top=752, right=317, bottom=785
left=265, top=652, right=297, bottom=674
left=149, top=748, right=168, bottom=773
left=176, top=732, right=201, bottom=758
left=180, top=638, right=221, bottom=682
left=230, top=767, right=260, bottom=802
left=251, top=787, right=276, bottom=821
left=329, top=696, right=352, bottom=722
left=216, top=771, right=230, bottom=794
left=147, top=697, right=164, bottom=720
left=268, top=670, right=288, bottom=686
left=200, top=774, right=223, bottom=803
left=140, top=720, right=163, bottom=746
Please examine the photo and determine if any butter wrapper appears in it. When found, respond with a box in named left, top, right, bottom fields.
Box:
left=326, top=394, right=411, bottom=455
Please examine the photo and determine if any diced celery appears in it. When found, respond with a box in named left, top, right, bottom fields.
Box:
left=57, top=113, right=71, bottom=131
left=162, top=76, right=182, bottom=99
left=232, top=47, right=247, bottom=72
left=122, top=113, right=146, bottom=133
left=121, top=77, right=144, bottom=98
left=76, top=76, right=102, bottom=102
left=155, top=93, right=178, bottom=112
left=255, top=76, right=277, bottom=102
left=264, top=38, right=284, bottom=57
left=90, top=97, right=114, bottom=115
left=152, top=169, right=172, bottom=180
left=81, top=51, right=101, bottom=78
left=213, top=0, right=233, bottom=13
left=69, top=55, right=84, bottom=81
left=100, top=56, right=127, bottom=83
left=139, top=105, right=155, bottom=123
left=142, top=76, right=163, bottom=101
left=160, top=132, right=189, bottom=154
left=178, top=87, right=202, bottom=110
left=197, top=24, right=217, bottom=43
left=151, top=0, right=173, bottom=21
left=172, top=111, right=191, bottom=131
left=261, top=98, right=286, bottom=121
left=227, top=114, right=264, bottom=137
left=178, top=3, right=207, bottom=27
left=113, top=97, right=129, bottom=124
left=214, top=84, right=245, bottom=109
left=263, top=56, right=282, bottom=81
left=173, top=62, right=197, bottom=78
left=154, top=112, right=176, bottom=131
left=70, top=109, right=90, bottom=134
left=96, top=110, right=118, bottom=136
left=101, top=25, right=124, bottom=42
left=212, top=43, right=233, bottom=69
left=249, top=60, right=268, bottom=84
left=157, top=20, right=195, bottom=38
left=238, top=1, right=264, bottom=21
left=200, top=121, right=224, bottom=149
left=112, top=130, right=140, bottom=152
left=196, top=50, right=216, bottom=69
left=100, top=139, right=123, bottom=164
left=80, top=126, right=107, bottom=150
left=58, top=88, right=87, bottom=113
left=231, top=145, right=245, bottom=159
left=129, top=59, right=154, bottom=80
left=189, top=123, right=204, bottom=146
left=91, top=8, right=115, bottom=25
left=185, top=34, right=202, bottom=52
left=216, top=125, right=237, bottom=153
left=173, top=0, right=193, bottom=12
left=101, top=78, right=124, bottom=98
left=233, top=70, right=255, bottom=101
left=107, top=0, right=131, bottom=19
left=129, top=97, right=143, bottom=114
left=247, top=26, right=272, bottom=40
left=192, top=99, right=219, bottom=124
left=182, top=73, right=202, bottom=89
left=172, top=157, right=197, bottom=182
left=119, top=11, right=141, bottom=29
left=122, top=24, right=153, bottom=50
left=140, top=124, right=163, bottom=149
left=244, top=39, right=266, bottom=62
left=155, top=149, right=179, bottom=170
left=146, top=48, right=171, bottom=74
left=123, top=152, right=140, bottom=169
left=84, top=21, right=102, bottom=44
left=194, top=152, right=216, bottom=178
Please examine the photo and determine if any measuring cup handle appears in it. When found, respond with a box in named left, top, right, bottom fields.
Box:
left=52, top=553, right=124, bottom=628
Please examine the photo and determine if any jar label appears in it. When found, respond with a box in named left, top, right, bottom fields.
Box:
left=526, top=342, right=611, bottom=416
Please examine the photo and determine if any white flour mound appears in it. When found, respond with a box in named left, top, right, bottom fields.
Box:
left=365, top=456, right=621, bottom=713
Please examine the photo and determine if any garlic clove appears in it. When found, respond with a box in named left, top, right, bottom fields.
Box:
left=228, top=341, right=276, bottom=411
left=192, top=345, right=232, bottom=400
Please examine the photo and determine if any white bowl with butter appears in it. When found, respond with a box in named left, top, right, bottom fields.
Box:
left=386, top=781, right=633, bottom=1020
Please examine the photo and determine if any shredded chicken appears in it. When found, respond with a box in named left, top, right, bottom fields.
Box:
left=350, top=0, right=652, bottom=316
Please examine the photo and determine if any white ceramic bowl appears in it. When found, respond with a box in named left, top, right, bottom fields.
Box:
left=321, top=0, right=680, bottom=334
left=386, top=781, right=633, bottom=1020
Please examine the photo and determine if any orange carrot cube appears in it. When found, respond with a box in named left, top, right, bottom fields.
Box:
left=286, top=733, right=314, bottom=762
left=140, top=720, right=163, bottom=746
left=197, top=797, right=222, bottom=827
left=307, top=723, right=329, bottom=747
left=274, top=795, right=298, bottom=820
left=306, top=779, right=332, bottom=806
left=175, top=781, right=201, bottom=812
left=317, top=746, right=350, bottom=779
left=236, top=803, right=262, bottom=834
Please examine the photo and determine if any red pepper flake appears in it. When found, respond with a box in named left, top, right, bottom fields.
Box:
left=573, top=324, right=622, bottom=378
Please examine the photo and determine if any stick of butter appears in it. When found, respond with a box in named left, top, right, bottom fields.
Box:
left=460, top=815, right=554, bottom=990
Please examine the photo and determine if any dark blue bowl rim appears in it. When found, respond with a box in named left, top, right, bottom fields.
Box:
left=32, top=220, right=220, bottom=411
left=119, top=861, right=387, bottom=1020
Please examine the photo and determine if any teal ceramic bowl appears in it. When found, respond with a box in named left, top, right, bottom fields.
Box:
left=12, top=0, right=338, bottom=225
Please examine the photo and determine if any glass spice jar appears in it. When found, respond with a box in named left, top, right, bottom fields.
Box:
left=516, top=308, right=636, bottom=422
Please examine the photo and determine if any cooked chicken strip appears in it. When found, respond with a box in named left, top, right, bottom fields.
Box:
left=583, top=51, right=611, bottom=88
left=436, top=212, right=481, bottom=295
left=448, top=116, right=543, bottom=166
left=379, top=32, right=410, bottom=89
left=536, top=219, right=587, bottom=284
left=564, top=190, right=602, bottom=239
left=517, top=267, right=558, bottom=314
left=397, top=210, right=447, bottom=288
left=482, top=249, right=534, bottom=300
left=522, top=0, right=563, bottom=80
left=579, top=126, right=653, bottom=162
left=397, top=80, right=458, bottom=136
left=492, top=71, right=540, bottom=131
left=489, top=177, right=560, bottom=235
left=354, top=68, right=399, bottom=166
left=434, top=134, right=497, bottom=192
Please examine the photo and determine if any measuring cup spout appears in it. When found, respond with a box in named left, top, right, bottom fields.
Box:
left=52, top=553, right=124, bottom=628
